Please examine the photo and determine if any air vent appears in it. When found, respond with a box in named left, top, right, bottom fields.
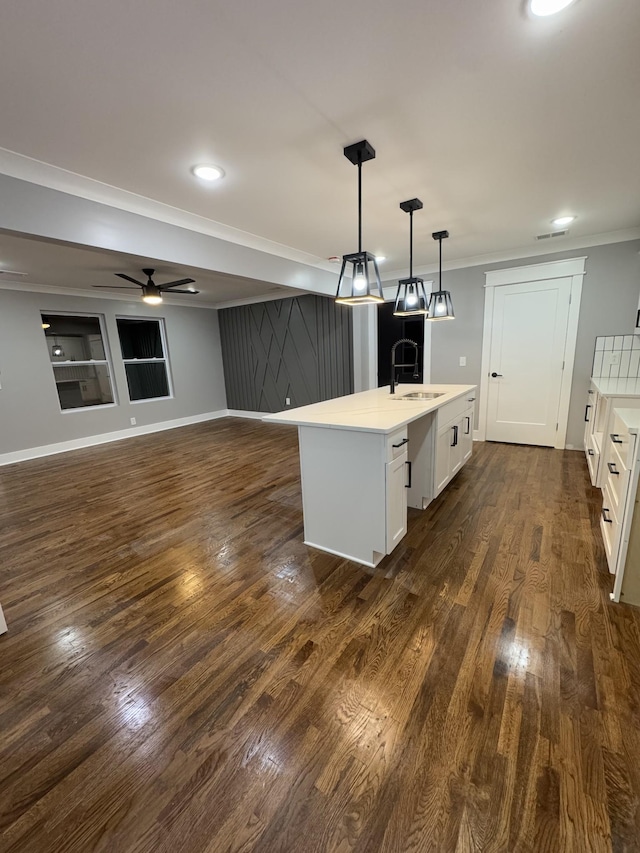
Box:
left=0, top=269, right=28, bottom=277
left=536, top=230, right=568, bottom=241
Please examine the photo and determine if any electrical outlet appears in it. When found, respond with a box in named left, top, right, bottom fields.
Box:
left=459, top=356, right=467, bottom=367
left=610, top=352, right=621, bottom=365
left=130, top=417, right=136, bottom=425
left=285, top=397, right=291, bottom=406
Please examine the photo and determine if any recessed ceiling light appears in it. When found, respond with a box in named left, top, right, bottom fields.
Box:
left=375, top=256, right=386, bottom=263
left=530, top=0, right=576, bottom=16
left=191, top=164, right=225, bottom=181
left=551, top=215, right=576, bottom=227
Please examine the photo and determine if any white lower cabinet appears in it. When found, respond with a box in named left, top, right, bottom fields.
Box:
left=386, top=451, right=409, bottom=553
left=434, top=397, right=476, bottom=498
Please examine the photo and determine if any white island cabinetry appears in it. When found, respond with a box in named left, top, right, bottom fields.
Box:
left=265, top=384, right=476, bottom=568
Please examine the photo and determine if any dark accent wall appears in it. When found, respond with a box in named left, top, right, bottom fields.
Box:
left=219, top=295, right=353, bottom=412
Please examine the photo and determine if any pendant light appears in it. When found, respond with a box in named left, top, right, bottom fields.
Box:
left=393, top=198, right=428, bottom=316
left=427, top=230, right=455, bottom=321
left=335, top=140, right=384, bottom=306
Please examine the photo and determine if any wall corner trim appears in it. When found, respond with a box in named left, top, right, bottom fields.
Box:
left=0, top=410, right=229, bottom=467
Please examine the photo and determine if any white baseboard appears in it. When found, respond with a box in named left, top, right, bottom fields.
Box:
left=0, top=603, right=7, bottom=635
left=226, top=409, right=268, bottom=420
left=0, top=409, right=228, bottom=467
left=473, top=430, right=482, bottom=441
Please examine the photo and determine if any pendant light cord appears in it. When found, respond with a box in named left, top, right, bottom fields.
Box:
left=357, top=158, right=362, bottom=254
left=409, top=210, right=413, bottom=279
left=438, top=235, right=442, bottom=293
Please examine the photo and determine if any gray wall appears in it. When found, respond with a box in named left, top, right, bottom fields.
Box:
left=219, top=295, right=353, bottom=412
left=0, top=289, right=227, bottom=455
left=429, top=239, right=640, bottom=448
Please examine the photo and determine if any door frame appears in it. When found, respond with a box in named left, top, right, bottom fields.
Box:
left=477, top=257, right=586, bottom=449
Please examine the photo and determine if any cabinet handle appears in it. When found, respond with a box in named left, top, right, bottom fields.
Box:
left=608, top=462, right=619, bottom=475
left=588, top=389, right=594, bottom=394
left=584, top=404, right=591, bottom=422
left=588, top=449, right=594, bottom=456
left=636, top=308, right=640, bottom=329
left=465, top=416, right=471, bottom=435
left=451, top=425, right=458, bottom=447
left=405, top=460, right=412, bottom=488
left=610, top=433, right=623, bottom=444
left=392, top=438, right=409, bottom=448
left=467, top=397, right=476, bottom=402
left=602, top=508, right=613, bottom=524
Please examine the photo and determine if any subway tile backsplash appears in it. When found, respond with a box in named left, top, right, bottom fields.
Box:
left=592, top=334, right=640, bottom=378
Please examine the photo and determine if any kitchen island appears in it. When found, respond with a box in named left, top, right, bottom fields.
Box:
left=264, top=384, right=477, bottom=567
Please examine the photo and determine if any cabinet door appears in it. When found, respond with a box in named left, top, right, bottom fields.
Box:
left=435, top=423, right=453, bottom=495
left=386, top=452, right=408, bottom=553
left=461, top=408, right=474, bottom=464
left=450, top=420, right=464, bottom=477
left=583, top=389, right=595, bottom=451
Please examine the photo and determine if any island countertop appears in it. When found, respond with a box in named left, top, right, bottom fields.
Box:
left=263, top=384, right=477, bottom=435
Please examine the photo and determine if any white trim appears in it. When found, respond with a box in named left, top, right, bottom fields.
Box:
left=478, top=258, right=584, bottom=449
left=484, top=257, right=587, bottom=287
left=0, top=603, right=7, bottom=635
left=227, top=409, right=268, bottom=420
left=380, top=230, right=640, bottom=282
left=473, top=430, right=482, bottom=442
left=0, top=409, right=228, bottom=466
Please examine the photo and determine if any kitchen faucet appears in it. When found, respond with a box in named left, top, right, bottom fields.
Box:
left=390, top=338, right=420, bottom=395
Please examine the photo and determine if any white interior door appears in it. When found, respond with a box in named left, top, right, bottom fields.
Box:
left=486, top=278, right=571, bottom=446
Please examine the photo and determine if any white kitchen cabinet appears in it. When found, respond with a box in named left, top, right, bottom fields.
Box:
left=386, top=451, right=409, bottom=552
left=603, top=409, right=640, bottom=606
left=265, top=384, right=477, bottom=568
left=582, top=378, right=640, bottom=488
left=433, top=396, right=476, bottom=498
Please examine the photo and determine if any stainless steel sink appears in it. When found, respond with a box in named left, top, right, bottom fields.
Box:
left=392, top=391, right=445, bottom=400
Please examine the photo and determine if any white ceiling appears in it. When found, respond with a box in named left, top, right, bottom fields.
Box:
left=0, top=232, right=298, bottom=308
left=0, top=0, right=639, bottom=275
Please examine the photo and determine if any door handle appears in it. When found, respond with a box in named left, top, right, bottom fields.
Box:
left=405, top=460, right=412, bottom=488
left=491, top=372, right=502, bottom=378
left=610, top=433, right=623, bottom=444
left=608, top=462, right=619, bottom=476
left=588, top=449, right=594, bottom=456
left=602, top=508, right=613, bottom=524
left=585, top=404, right=591, bottom=422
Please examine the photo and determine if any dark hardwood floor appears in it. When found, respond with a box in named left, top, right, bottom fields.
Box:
left=1, top=418, right=639, bottom=852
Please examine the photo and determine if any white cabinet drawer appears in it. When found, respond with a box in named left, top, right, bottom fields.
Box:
left=437, top=396, right=468, bottom=428
left=605, top=451, right=630, bottom=521
left=611, top=412, right=638, bottom=472
left=386, top=429, right=409, bottom=462
left=601, top=481, right=622, bottom=574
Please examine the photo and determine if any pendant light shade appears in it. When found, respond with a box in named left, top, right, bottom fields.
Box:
left=335, top=140, right=384, bottom=306
left=427, top=230, right=455, bottom=321
left=393, top=198, right=428, bottom=316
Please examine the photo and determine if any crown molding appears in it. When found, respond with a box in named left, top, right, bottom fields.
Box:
left=0, top=147, right=336, bottom=273
left=380, top=228, right=640, bottom=282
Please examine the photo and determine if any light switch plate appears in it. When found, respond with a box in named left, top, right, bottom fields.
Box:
left=610, top=352, right=621, bottom=365
left=285, top=397, right=291, bottom=406
left=459, top=356, right=466, bottom=366
left=130, top=417, right=136, bottom=425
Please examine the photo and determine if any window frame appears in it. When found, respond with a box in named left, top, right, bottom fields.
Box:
left=115, top=315, right=174, bottom=404
left=41, top=310, right=118, bottom=414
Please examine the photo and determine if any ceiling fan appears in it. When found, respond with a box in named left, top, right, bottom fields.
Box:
left=93, top=268, right=200, bottom=305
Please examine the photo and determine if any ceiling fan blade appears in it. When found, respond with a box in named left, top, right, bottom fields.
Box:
left=160, top=278, right=196, bottom=289
left=160, top=288, right=200, bottom=294
left=115, top=273, right=145, bottom=286
left=92, top=285, right=140, bottom=289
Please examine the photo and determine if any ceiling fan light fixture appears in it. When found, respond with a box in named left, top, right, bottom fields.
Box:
left=335, top=140, right=385, bottom=306
left=191, top=163, right=225, bottom=182
left=142, top=285, right=163, bottom=305
left=394, top=198, right=428, bottom=317
left=530, top=0, right=575, bottom=16
left=427, top=230, right=455, bottom=321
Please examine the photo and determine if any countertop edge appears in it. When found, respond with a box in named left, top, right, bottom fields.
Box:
left=263, top=385, right=477, bottom=435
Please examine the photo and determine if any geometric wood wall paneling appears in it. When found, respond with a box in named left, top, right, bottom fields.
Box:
left=219, top=295, right=353, bottom=412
